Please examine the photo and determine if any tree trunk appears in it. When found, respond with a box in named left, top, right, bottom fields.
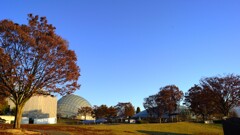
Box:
left=13, top=104, right=24, bottom=129
left=169, top=114, right=171, bottom=122
left=159, top=117, right=162, bottom=123
left=202, top=114, right=205, bottom=121
left=223, top=111, right=229, bottom=119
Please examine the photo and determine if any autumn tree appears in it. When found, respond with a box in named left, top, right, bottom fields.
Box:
left=144, top=85, right=183, bottom=123
left=78, top=106, right=93, bottom=120
left=92, top=105, right=117, bottom=122
left=0, top=95, right=9, bottom=115
left=115, top=102, right=135, bottom=122
left=143, top=95, right=156, bottom=116
left=143, top=94, right=164, bottom=122
left=200, top=74, right=240, bottom=117
left=106, top=106, right=117, bottom=119
left=184, top=85, right=216, bottom=121
left=157, top=85, right=183, bottom=121
left=124, top=103, right=135, bottom=118
left=0, top=14, right=80, bottom=128
left=92, top=105, right=108, bottom=119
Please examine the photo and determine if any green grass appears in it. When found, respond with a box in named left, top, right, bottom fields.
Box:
left=81, top=122, right=223, bottom=135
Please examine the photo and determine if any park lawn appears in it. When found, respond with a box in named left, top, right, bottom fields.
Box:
left=0, top=122, right=224, bottom=135
left=83, top=122, right=224, bottom=135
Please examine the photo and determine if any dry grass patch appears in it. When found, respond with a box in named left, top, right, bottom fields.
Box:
left=0, top=122, right=223, bottom=135
left=84, top=122, right=223, bottom=135
left=0, top=129, right=41, bottom=135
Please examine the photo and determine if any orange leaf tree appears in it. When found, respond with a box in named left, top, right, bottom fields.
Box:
left=144, top=85, right=183, bottom=123
left=184, top=84, right=215, bottom=121
left=78, top=106, right=93, bottom=120
left=200, top=74, right=240, bottom=117
left=115, top=102, right=135, bottom=122
left=157, top=85, right=183, bottom=120
left=0, top=14, right=80, bottom=128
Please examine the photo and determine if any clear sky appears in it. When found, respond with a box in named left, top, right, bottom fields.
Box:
left=1, top=0, right=240, bottom=110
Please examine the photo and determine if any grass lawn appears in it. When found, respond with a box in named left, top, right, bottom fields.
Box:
left=84, top=122, right=223, bottom=135
left=0, top=122, right=224, bottom=135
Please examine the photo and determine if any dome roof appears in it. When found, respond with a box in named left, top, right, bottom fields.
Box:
left=57, top=94, right=91, bottom=118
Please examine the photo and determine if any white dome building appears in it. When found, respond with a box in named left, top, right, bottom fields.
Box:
left=57, top=94, right=94, bottom=120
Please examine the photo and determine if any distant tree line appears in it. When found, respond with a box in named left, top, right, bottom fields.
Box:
left=143, top=74, right=240, bottom=123
left=77, top=102, right=136, bottom=123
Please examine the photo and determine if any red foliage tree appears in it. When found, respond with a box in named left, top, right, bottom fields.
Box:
left=115, top=102, right=135, bottom=122
left=143, top=94, right=163, bottom=121
left=92, top=105, right=108, bottom=119
left=106, top=106, right=117, bottom=119
left=0, top=14, right=80, bottom=128
left=78, top=106, right=93, bottom=120
left=185, top=74, right=240, bottom=119
left=124, top=103, right=135, bottom=118
left=144, top=85, right=183, bottom=123
left=201, top=74, right=240, bottom=117
left=92, top=105, right=117, bottom=122
left=184, top=85, right=215, bottom=121
left=156, top=85, right=183, bottom=121
left=0, top=95, right=8, bottom=115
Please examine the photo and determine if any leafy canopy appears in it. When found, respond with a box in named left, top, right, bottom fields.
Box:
left=0, top=14, right=80, bottom=101
left=0, top=14, right=80, bottom=128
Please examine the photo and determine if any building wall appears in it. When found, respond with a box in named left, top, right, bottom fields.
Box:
left=0, top=115, right=57, bottom=124
left=34, top=117, right=57, bottom=124
left=7, top=95, right=57, bottom=120
left=0, top=115, right=15, bottom=124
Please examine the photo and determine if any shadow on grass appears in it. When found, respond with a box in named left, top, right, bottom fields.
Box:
left=137, top=130, right=190, bottom=135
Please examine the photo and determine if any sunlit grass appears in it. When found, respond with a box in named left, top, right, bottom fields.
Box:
left=82, top=122, right=223, bottom=135
left=0, top=121, right=223, bottom=135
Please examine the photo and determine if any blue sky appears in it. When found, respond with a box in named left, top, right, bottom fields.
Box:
left=1, top=0, right=240, bottom=110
